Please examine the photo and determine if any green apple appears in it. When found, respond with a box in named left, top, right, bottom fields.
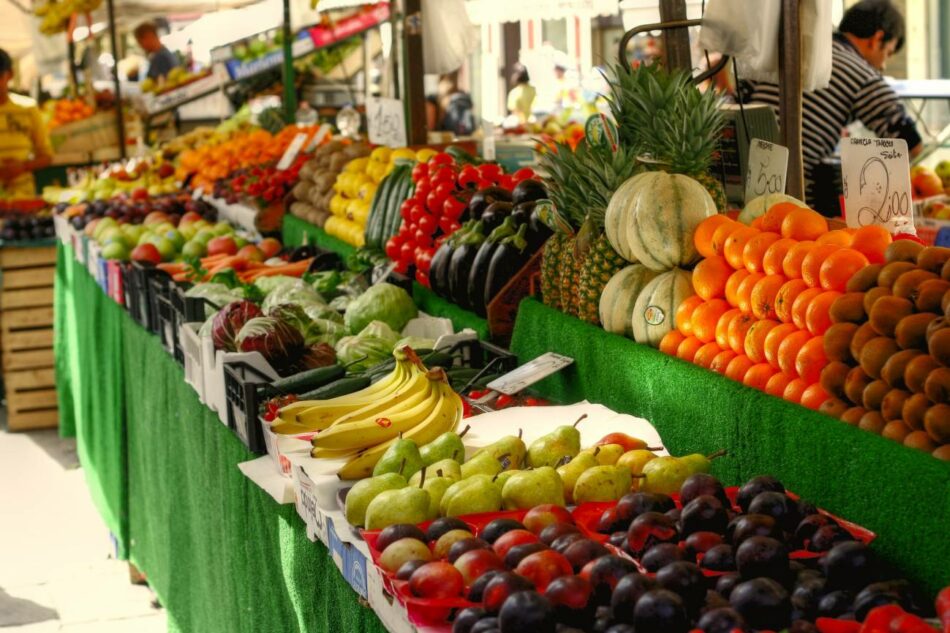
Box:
left=234, top=236, right=248, bottom=249
left=137, top=230, right=155, bottom=246
left=179, top=225, right=197, bottom=241
left=181, top=240, right=207, bottom=259
left=92, top=217, right=117, bottom=240
left=153, top=237, right=176, bottom=262
left=194, top=229, right=216, bottom=245
left=101, top=241, right=130, bottom=261
left=164, top=229, right=184, bottom=250
left=97, top=226, right=124, bottom=246
left=213, top=221, right=233, bottom=236
left=155, top=222, right=175, bottom=235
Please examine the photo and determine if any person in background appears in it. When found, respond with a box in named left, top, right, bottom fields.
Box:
left=438, top=73, right=475, bottom=136
left=552, top=63, right=579, bottom=113
left=506, top=65, right=536, bottom=123
left=742, top=0, right=921, bottom=210
left=133, top=21, right=180, bottom=81
left=0, top=49, right=52, bottom=197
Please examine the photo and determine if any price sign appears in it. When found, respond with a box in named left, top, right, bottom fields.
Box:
left=486, top=352, right=574, bottom=396
left=294, top=466, right=325, bottom=543
left=744, top=138, right=789, bottom=202
left=306, top=123, right=332, bottom=152
left=482, top=121, right=497, bottom=161
left=366, top=97, right=407, bottom=148
left=192, top=187, right=204, bottom=201
left=841, top=137, right=914, bottom=234
left=276, top=133, right=308, bottom=171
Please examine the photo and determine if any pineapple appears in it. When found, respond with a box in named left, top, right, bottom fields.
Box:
left=541, top=233, right=568, bottom=309
left=578, top=233, right=627, bottom=323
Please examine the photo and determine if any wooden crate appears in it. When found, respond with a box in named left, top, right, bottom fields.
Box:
left=0, top=246, right=58, bottom=431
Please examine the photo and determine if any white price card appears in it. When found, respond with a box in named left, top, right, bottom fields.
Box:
left=366, top=97, right=407, bottom=148
left=192, top=187, right=204, bottom=201
left=744, top=138, right=789, bottom=202
left=841, top=137, right=915, bottom=234
left=306, top=123, right=332, bottom=152
left=487, top=352, right=574, bottom=396
left=294, top=466, right=324, bottom=543
left=276, top=133, right=308, bottom=171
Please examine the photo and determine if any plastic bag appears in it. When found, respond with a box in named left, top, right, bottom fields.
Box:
left=422, top=0, right=477, bottom=75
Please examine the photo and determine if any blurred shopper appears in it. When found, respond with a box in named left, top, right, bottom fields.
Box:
left=506, top=65, right=536, bottom=123
left=134, top=21, right=180, bottom=81
left=0, top=49, right=52, bottom=197
left=438, top=73, right=475, bottom=136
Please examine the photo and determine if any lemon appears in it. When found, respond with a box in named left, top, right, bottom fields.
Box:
left=370, top=146, right=392, bottom=162
left=415, top=148, right=438, bottom=163
left=390, top=148, right=417, bottom=162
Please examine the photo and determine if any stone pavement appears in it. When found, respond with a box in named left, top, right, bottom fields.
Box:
left=0, top=426, right=166, bottom=632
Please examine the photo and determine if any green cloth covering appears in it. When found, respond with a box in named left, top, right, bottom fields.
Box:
left=510, top=298, right=950, bottom=598
left=282, top=214, right=356, bottom=257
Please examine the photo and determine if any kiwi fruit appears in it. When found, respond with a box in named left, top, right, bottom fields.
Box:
left=905, top=355, right=941, bottom=394
left=916, top=246, right=950, bottom=274
left=933, top=445, right=950, bottom=461
left=924, top=404, right=950, bottom=443
left=819, top=397, right=849, bottom=419
left=927, top=317, right=949, bottom=345
left=943, top=289, right=950, bottom=315
left=881, top=420, right=911, bottom=443
left=929, top=328, right=950, bottom=366
left=844, top=366, right=873, bottom=405
left=850, top=322, right=879, bottom=361
left=915, top=279, right=950, bottom=312
left=878, top=262, right=917, bottom=288
left=824, top=322, right=859, bottom=363
left=859, top=337, right=900, bottom=379
left=943, top=257, right=950, bottom=281
left=881, top=389, right=910, bottom=421
left=902, top=393, right=932, bottom=431
left=869, top=296, right=914, bottom=337
left=858, top=410, right=886, bottom=434
left=840, top=407, right=866, bottom=425
left=904, top=430, right=937, bottom=452
left=924, top=367, right=950, bottom=404
left=884, top=240, right=924, bottom=264
left=894, top=312, right=938, bottom=351
left=892, top=269, right=938, bottom=302
left=846, top=263, right=884, bottom=292
left=863, top=287, right=892, bottom=315
left=862, top=379, right=890, bottom=410
left=880, top=349, right=923, bottom=389
left=820, top=361, right=851, bottom=401
left=829, top=292, right=866, bottom=324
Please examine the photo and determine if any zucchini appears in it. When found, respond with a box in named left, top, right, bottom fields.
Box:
left=272, top=364, right=345, bottom=395
left=421, top=351, right=455, bottom=370
left=366, top=169, right=394, bottom=249
left=299, top=376, right=371, bottom=400
left=383, top=167, right=412, bottom=245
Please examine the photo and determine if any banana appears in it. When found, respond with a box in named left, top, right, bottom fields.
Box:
left=324, top=361, right=429, bottom=428
left=270, top=420, right=320, bottom=436
left=311, top=446, right=360, bottom=460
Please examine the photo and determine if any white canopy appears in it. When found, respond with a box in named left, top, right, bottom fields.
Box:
left=464, top=0, right=619, bottom=24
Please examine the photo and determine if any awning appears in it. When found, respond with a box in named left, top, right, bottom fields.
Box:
left=464, top=0, right=619, bottom=24
left=619, top=0, right=705, bottom=31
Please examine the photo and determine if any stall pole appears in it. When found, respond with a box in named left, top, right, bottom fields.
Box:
left=659, top=0, right=691, bottom=71
left=105, top=0, right=126, bottom=159
left=282, top=0, right=297, bottom=123
left=402, top=0, right=426, bottom=145
left=778, top=0, right=804, bottom=198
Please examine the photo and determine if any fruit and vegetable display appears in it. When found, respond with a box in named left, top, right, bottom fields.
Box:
left=287, top=141, right=372, bottom=228
left=912, top=163, right=950, bottom=201
left=44, top=98, right=96, bottom=129
left=0, top=211, right=55, bottom=242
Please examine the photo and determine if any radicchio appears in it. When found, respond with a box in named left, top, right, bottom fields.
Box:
left=211, top=300, right=263, bottom=352
left=235, top=316, right=304, bottom=372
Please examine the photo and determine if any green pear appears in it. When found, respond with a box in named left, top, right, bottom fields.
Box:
left=617, top=449, right=657, bottom=491
left=422, top=476, right=453, bottom=520
left=364, top=485, right=430, bottom=530
left=557, top=448, right=602, bottom=504
left=639, top=456, right=691, bottom=495
left=573, top=465, right=632, bottom=504
left=409, top=459, right=460, bottom=485
left=492, top=469, right=521, bottom=494
left=460, top=451, right=506, bottom=479
left=344, top=472, right=407, bottom=527
left=526, top=414, right=586, bottom=468
left=581, top=443, right=624, bottom=465
left=679, top=449, right=727, bottom=475
left=440, top=475, right=503, bottom=517
left=419, top=426, right=470, bottom=466
left=471, top=429, right=526, bottom=470
left=501, top=467, right=565, bottom=510
left=373, top=435, right=424, bottom=478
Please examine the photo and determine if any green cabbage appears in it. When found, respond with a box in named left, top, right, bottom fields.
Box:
left=254, top=275, right=302, bottom=294
left=330, top=295, right=354, bottom=311
left=303, top=303, right=343, bottom=324
left=309, top=319, right=346, bottom=346
left=333, top=320, right=400, bottom=371
left=184, top=282, right=245, bottom=317
left=261, top=279, right=325, bottom=312
left=394, top=336, right=436, bottom=352
left=343, top=283, right=418, bottom=335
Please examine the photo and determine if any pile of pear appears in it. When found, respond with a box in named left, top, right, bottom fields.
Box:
left=344, top=412, right=725, bottom=532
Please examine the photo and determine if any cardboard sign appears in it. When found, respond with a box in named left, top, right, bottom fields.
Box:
left=486, top=352, right=574, bottom=396
left=294, top=466, right=325, bottom=543
left=277, top=133, right=308, bottom=170
left=306, top=123, right=332, bottom=152
left=744, top=138, right=789, bottom=201
left=366, top=97, right=407, bottom=148
left=841, top=137, right=914, bottom=234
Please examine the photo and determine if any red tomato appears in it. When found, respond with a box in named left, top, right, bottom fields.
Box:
left=414, top=179, right=432, bottom=200
left=439, top=216, right=461, bottom=235
left=411, top=162, right=429, bottom=183
left=384, top=236, right=401, bottom=260
left=414, top=269, right=430, bottom=288
left=442, top=195, right=467, bottom=220
left=430, top=165, right=457, bottom=186
left=513, top=167, right=536, bottom=181
left=426, top=190, right=446, bottom=215
left=429, top=152, right=454, bottom=167
left=409, top=203, right=426, bottom=224
left=398, top=223, right=412, bottom=239
left=498, top=174, right=517, bottom=191
left=394, top=258, right=410, bottom=274
left=399, top=200, right=414, bottom=221
left=415, top=248, right=433, bottom=273
left=477, top=163, right=503, bottom=182
left=495, top=394, right=514, bottom=409
left=414, top=229, right=433, bottom=248
left=399, top=241, right=414, bottom=262
left=474, top=178, right=493, bottom=191
left=458, top=165, right=480, bottom=189
left=418, top=213, right=437, bottom=235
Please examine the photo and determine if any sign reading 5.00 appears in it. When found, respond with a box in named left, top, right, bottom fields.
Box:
left=366, top=97, right=407, bottom=148
left=745, top=138, right=789, bottom=202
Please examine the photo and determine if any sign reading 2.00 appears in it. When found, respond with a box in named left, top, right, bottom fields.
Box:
left=841, top=137, right=914, bottom=235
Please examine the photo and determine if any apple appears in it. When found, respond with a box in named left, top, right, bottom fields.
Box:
left=179, top=211, right=202, bottom=226
left=258, top=237, right=282, bottom=258
left=92, top=217, right=117, bottom=240
left=912, top=168, right=943, bottom=199
left=524, top=505, right=575, bottom=534
left=379, top=538, right=432, bottom=573
left=157, top=163, right=175, bottom=179
left=181, top=240, right=207, bottom=259
left=101, top=241, right=129, bottom=261
left=453, top=549, right=504, bottom=585
left=131, top=243, right=162, bottom=265
left=213, top=221, right=233, bottom=236
left=137, top=231, right=156, bottom=246
left=194, top=229, right=216, bottom=245
left=514, top=550, right=573, bottom=591
left=164, top=229, right=185, bottom=250
left=207, top=235, right=237, bottom=257
left=97, top=226, right=125, bottom=246
left=144, top=211, right=170, bottom=225
left=492, top=529, right=539, bottom=559
left=408, top=561, right=464, bottom=599
left=152, top=237, right=176, bottom=262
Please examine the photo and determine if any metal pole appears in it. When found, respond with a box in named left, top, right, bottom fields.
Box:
left=778, top=0, right=804, bottom=199
left=282, top=0, right=297, bottom=123
left=402, top=0, right=426, bottom=145
left=105, top=0, right=126, bottom=158
left=659, top=0, right=691, bottom=71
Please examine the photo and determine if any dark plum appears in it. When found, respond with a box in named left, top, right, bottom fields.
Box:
left=727, top=513, right=782, bottom=545
left=817, top=590, right=853, bottom=618
left=632, top=589, right=690, bottom=633
left=609, top=573, right=657, bottom=623
left=684, top=531, right=723, bottom=558
left=377, top=524, right=427, bottom=551
left=680, top=473, right=730, bottom=507
left=729, top=577, right=792, bottom=631
left=481, top=519, right=526, bottom=544
left=716, top=573, right=742, bottom=600
left=736, top=536, right=789, bottom=581
left=737, top=476, right=786, bottom=513
left=696, top=607, right=746, bottom=633
left=541, top=523, right=582, bottom=546
left=821, top=542, right=876, bottom=591
left=679, top=495, right=728, bottom=536
left=807, top=525, right=855, bottom=552
left=580, top=555, right=640, bottom=605
left=626, top=512, right=678, bottom=554
left=428, top=517, right=471, bottom=542
left=641, top=543, right=684, bottom=572
left=504, top=542, right=547, bottom=569
left=655, top=561, right=706, bottom=615
left=562, top=539, right=611, bottom=573
left=498, top=591, right=556, bottom=633
left=452, top=607, right=488, bottom=633
left=701, top=544, right=736, bottom=572
left=748, top=491, right=801, bottom=532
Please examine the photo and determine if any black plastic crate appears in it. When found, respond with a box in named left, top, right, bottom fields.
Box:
left=166, top=283, right=220, bottom=367
left=223, top=361, right=273, bottom=454
left=146, top=274, right=170, bottom=335
left=122, top=263, right=170, bottom=332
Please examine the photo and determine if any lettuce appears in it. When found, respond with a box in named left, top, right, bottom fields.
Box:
left=333, top=320, right=401, bottom=372
left=343, top=282, right=418, bottom=335
left=303, top=303, right=343, bottom=324
left=261, top=279, right=325, bottom=312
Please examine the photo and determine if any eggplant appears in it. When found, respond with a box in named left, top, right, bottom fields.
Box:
left=468, top=186, right=512, bottom=220
left=430, top=221, right=475, bottom=298
left=467, top=217, right=518, bottom=317
left=484, top=224, right=531, bottom=309
left=526, top=204, right=554, bottom=251
left=447, top=221, right=486, bottom=310
left=479, top=201, right=513, bottom=233
left=512, top=179, right=547, bottom=206
left=511, top=201, right=535, bottom=226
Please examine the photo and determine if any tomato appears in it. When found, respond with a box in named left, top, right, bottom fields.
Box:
left=442, top=194, right=467, bottom=220
left=430, top=165, right=457, bottom=186
left=461, top=398, right=473, bottom=418
left=394, top=258, right=411, bottom=274
left=418, top=213, right=437, bottom=235
left=399, top=199, right=415, bottom=221
left=414, top=269, right=430, bottom=288
left=429, top=152, right=454, bottom=167
left=399, top=241, right=414, bottom=262
left=415, top=248, right=433, bottom=273
left=495, top=394, right=514, bottom=409
left=408, top=202, right=426, bottom=224
left=467, top=389, right=487, bottom=399
left=513, top=167, right=536, bottom=181
left=474, top=178, right=493, bottom=191
left=398, top=223, right=412, bottom=239
left=414, top=228, right=433, bottom=248
left=477, top=163, right=503, bottom=182
left=439, top=216, right=461, bottom=235
left=411, top=162, right=429, bottom=183
left=384, top=236, right=401, bottom=260
left=414, top=179, right=432, bottom=200
left=426, top=190, right=446, bottom=216
left=498, top=174, right=517, bottom=191
left=458, top=165, right=480, bottom=189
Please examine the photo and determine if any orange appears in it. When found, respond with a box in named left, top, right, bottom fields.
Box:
left=723, top=227, right=761, bottom=270
left=659, top=330, right=687, bottom=356
left=710, top=349, right=738, bottom=375
left=742, top=232, right=782, bottom=273
left=692, top=256, right=733, bottom=301
left=744, top=319, right=780, bottom=363
left=781, top=208, right=829, bottom=241
left=762, top=238, right=798, bottom=276
left=744, top=363, right=777, bottom=390
left=716, top=308, right=742, bottom=349
left=804, top=290, right=842, bottom=336
left=783, top=377, right=809, bottom=404
left=764, top=323, right=800, bottom=369
left=675, top=296, right=705, bottom=337
left=725, top=355, right=755, bottom=382
left=795, top=336, right=828, bottom=384
left=693, top=342, right=723, bottom=369
left=765, top=372, right=794, bottom=397
left=676, top=336, right=704, bottom=363
left=850, top=225, right=892, bottom=264
left=727, top=312, right=757, bottom=355
left=778, top=329, right=813, bottom=376
left=791, top=287, right=824, bottom=330
left=750, top=274, right=787, bottom=320
left=801, top=244, right=842, bottom=288
left=782, top=241, right=817, bottom=279
left=819, top=249, right=870, bottom=292
left=775, top=279, right=810, bottom=324
left=761, top=202, right=803, bottom=233
left=816, top=230, right=854, bottom=247
left=691, top=299, right=731, bottom=344
left=800, top=384, right=830, bottom=410
left=695, top=215, right=735, bottom=258
left=710, top=220, right=742, bottom=257
left=750, top=216, right=764, bottom=230
left=736, top=272, right=766, bottom=314
left=725, top=269, right=751, bottom=308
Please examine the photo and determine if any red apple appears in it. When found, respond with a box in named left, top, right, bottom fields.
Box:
left=594, top=432, right=652, bottom=452
left=514, top=550, right=573, bottom=591
left=144, top=211, right=170, bottom=225
left=131, top=187, right=149, bottom=201
left=131, top=243, right=162, bottom=265
left=157, top=163, right=175, bottom=179
left=524, top=505, right=574, bottom=534
left=207, top=235, right=238, bottom=256
left=258, top=237, right=282, bottom=259
left=179, top=211, right=202, bottom=226
left=492, top=529, right=539, bottom=559
left=237, top=244, right=264, bottom=262
left=912, top=169, right=944, bottom=199
left=453, top=549, right=505, bottom=586
left=408, top=561, right=464, bottom=599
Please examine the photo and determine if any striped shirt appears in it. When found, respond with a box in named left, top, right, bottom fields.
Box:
left=743, top=34, right=922, bottom=204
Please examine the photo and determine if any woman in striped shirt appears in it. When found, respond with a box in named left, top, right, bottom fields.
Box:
left=743, top=0, right=922, bottom=212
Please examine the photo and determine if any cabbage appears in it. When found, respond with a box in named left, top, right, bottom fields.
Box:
left=303, top=303, right=343, bottom=324
left=343, top=282, right=418, bottom=335
left=267, top=304, right=313, bottom=334
left=309, top=319, right=346, bottom=346
left=266, top=303, right=346, bottom=346
left=185, top=282, right=244, bottom=318
left=261, top=279, right=325, bottom=312
left=394, top=336, right=436, bottom=352
left=235, top=316, right=304, bottom=373
left=329, top=295, right=354, bottom=311
left=254, top=275, right=303, bottom=295
left=333, top=321, right=401, bottom=372
left=212, top=301, right=263, bottom=352
left=358, top=320, right=400, bottom=346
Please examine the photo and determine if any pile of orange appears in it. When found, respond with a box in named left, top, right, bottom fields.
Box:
left=660, top=202, right=893, bottom=415
left=47, top=98, right=95, bottom=128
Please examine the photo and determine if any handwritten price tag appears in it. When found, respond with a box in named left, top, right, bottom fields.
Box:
left=744, top=138, right=789, bottom=202
left=306, top=123, right=332, bottom=152
left=841, top=137, right=914, bottom=234
left=366, top=97, right=407, bottom=148
left=276, top=133, right=308, bottom=171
